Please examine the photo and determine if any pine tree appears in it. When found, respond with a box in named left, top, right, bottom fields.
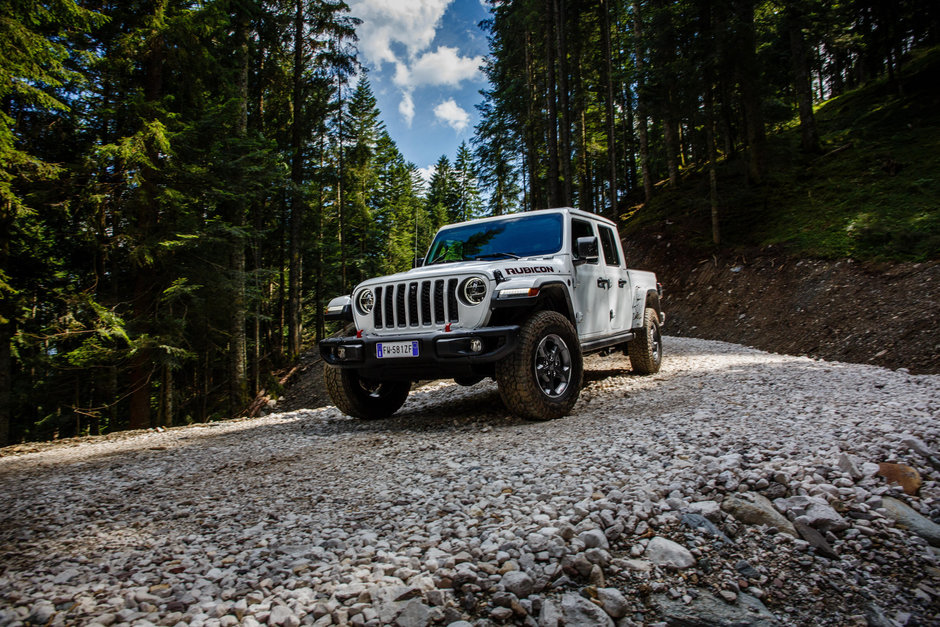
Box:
left=426, top=156, right=459, bottom=226
left=453, top=142, right=484, bottom=222
left=0, top=0, right=101, bottom=445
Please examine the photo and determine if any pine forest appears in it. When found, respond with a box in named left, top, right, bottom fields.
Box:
left=1, top=0, right=937, bottom=445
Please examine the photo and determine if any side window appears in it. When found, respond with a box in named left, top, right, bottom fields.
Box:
left=599, top=225, right=621, bottom=267
left=571, top=219, right=596, bottom=263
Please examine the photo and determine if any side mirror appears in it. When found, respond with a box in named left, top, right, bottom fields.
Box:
left=413, top=257, right=424, bottom=268
left=575, top=236, right=599, bottom=265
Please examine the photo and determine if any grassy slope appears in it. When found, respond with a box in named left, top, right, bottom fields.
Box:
left=621, top=47, right=940, bottom=262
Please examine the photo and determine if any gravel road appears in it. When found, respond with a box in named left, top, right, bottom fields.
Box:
left=1, top=336, right=938, bottom=627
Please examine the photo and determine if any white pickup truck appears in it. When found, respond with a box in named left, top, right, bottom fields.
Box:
left=320, top=207, right=664, bottom=421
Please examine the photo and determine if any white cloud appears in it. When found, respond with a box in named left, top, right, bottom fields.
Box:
left=417, top=164, right=436, bottom=184
left=348, top=0, right=453, bottom=66
left=393, top=46, right=483, bottom=89
left=349, top=0, right=483, bottom=136
left=399, top=92, right=415, bottom=126
left=434, top=99, right=470, bottom=133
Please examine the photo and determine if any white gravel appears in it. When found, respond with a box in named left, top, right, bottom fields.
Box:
left=1, top=336, right=938, bottom=627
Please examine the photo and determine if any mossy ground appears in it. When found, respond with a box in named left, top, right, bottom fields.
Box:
left=622, top=46, right=940, bottom=262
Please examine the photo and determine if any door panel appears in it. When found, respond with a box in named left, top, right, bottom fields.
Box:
left=570, top=219, right=608, bottom=339
left=598, top=225, right=630, bottom=332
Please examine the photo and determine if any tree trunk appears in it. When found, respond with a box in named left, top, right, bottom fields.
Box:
left=337, top=79, right=346, bottom=288
left=524, top=32, right=540, bottom=211
left=705, top=86, right=721, bottom=245
left=788, top=8, right=820, bottom=153
left=623, top=82, right=637, bottom=194
left=229, top=9, right=249, bottom=412
left=664, top=114, right=680, bottom=187
left=553, top=0, right=572, bottom=205
left=735, top=0, right=766, bottom=184
left=600, top=0, right=619, bottom=212
left=129, top=8, right=166, bottom=430
left=315, top=133, right=327, bottom=341
left=571, top=17, right=592, bottom=213
left=544, top=1, right=561, bottom=208
left=0, top=315, right=10, bottom=446
left=288, top=0, right=304, bottom=360
left=159, top=364, right=173, bottom=426
left=632, top=0, right=652, bottom=203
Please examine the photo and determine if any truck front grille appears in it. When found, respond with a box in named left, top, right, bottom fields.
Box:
left=373, top=279, right=459, bottom=329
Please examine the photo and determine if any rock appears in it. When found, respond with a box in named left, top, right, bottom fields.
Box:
left=490, top=606, right=513, bottom=621
left=395, top=600, right=430, bottom=627
left=722, top=493, right=797, bottom=537
left=94, top=613, right=117, bottom=626
left=579, top=529, right=609, bottom=550
left=877, top=463, right=922, bottom=495
left=619, top=559, right=652, bottom=572
left=596, top=588, right=629, bottom=619
left=735, top=560, right=760, bottom=579
left=501, top=571, right=534, bottom=598
left=900, top=436, right=934, bottom=458
left=680, top=512, right=732, bottom=544
left=688, top=500, right=722, bottom=521
left=28, top=601, right=55, bottom=625
left=794, top=521, right=839, bottom=559
left=268, top=605, right=300, bottom=627
left=651, top=591, right=780, bottom=626
left=53, top=568, right=80, bottom=584
left=774, top=495, right=849, bottom=531
left=559, top=593, right=614, bottom=626
left=881, top=497, right=940, bottom=546
left=644, top=537, right=695, bottom=569
left=837, top=453, right=863, bottom=480
left=538, top=599, right=564, bottom=627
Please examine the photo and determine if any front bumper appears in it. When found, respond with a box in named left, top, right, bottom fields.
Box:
left=319, top=325, right=520, bottom=380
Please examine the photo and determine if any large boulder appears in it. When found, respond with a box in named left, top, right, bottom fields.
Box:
left=722, top=493, right=797, bottom=536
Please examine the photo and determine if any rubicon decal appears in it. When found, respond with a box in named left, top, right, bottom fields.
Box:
left=504, top=266, right=555, bottom=275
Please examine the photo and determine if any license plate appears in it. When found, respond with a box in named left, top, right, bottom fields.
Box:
left=376, top=341, right=419, bottom=359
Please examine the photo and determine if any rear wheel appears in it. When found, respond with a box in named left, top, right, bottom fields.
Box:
left=323, top=365, right=410, bottom=419
left=629, top=307, right=662, bottom=374
left=496, top=311, right=583, bottom=420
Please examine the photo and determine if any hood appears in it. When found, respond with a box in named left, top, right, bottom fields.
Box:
left=355, top=256, right=566, bottom=288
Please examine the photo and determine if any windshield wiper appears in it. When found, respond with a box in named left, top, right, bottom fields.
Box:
left=472, top=252, right=520, bottom=260
left=427, top=251, right=454, bottom=265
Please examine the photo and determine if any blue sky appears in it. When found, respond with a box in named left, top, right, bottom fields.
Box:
left=346, top=0, right=492, bottom=182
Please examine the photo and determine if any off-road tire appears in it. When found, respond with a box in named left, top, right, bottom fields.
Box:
left=323, top=364, right=410, bottom=419
left=629, top=307, right=662, bottom=374
left=496, top=311, right=583, bottom=421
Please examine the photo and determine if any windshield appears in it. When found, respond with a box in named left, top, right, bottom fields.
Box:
left=425, top=213, right=563, bottom=265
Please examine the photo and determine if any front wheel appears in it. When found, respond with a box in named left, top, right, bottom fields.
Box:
left=323, top=365, right=410, bottom=419
left=629, top=307, right=662, bottom=374
left=496, top=311, right=583, bottom=421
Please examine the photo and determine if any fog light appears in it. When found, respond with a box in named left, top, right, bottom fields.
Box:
left=469, top=338, right=483, bottom=353
left=336, top=347, right=346, bottom=360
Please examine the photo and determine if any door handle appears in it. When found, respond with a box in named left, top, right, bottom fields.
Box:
left=597, top=278, right=611, bottom=289
left=618, top=279, right=627, bottom=288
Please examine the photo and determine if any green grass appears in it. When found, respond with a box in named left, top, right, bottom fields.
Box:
left=621, top=46, right=940, bottom=262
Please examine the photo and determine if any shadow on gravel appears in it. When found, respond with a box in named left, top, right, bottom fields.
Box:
left=583, top=367, right=634, bottom=383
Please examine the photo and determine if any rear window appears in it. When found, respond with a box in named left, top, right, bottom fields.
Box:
left=599, top=225, right=621, bottom=266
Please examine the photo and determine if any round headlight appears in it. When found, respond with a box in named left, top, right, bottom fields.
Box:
left=357, top=289, right=375, bottom=314
left=462, top=278, right=487, bottom=305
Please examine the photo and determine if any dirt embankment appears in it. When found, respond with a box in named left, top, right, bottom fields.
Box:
left=626, top=231, right=940, bottom=375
